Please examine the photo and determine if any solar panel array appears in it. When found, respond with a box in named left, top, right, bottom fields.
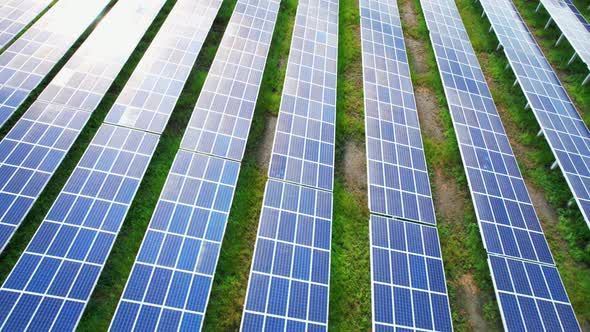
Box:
left=0, top=0, right=52, bottom=49
left=0, top=125, right=158, bottom=332
left=539, top=0, right=590, bottom=72
left=0, top=0, right=166, bottom=254
left=111, top=0, right=280, bottom=329
left=266, top=0, right=338, bottom=191
left=241, top=0, right=337, bottom=330
left=0, top=0, right=111, bottom=128
left=360, top=0, right=435, bottom=224
left=478, top=0, right=590, bottom=231
left=359, top=0, right=452, bottom=330
left=421, top=0, right=580, bottom=330
left=0, top=0, right=226, bottom=329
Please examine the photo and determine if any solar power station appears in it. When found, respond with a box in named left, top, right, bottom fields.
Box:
left=240, top=0, right=337, bottom=330
left=0, top=0, right=111, bottom=128
left=0, top=0, right=165, bottom=254
left=359, top=0, right=453, bottom=330
left=537, top=0, right=590, bottom=84
left=421, top=0, right=581, bottom=330
left=111, top=0, right=280, bottom=330
left=0, top=0, right=52, bottom=49
left=479, top=0, right=590, bottom=233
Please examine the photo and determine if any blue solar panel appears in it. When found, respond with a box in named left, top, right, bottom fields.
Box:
left=370, top=215, right=452, bottom=331
left=479, top=0, right=590, bottom=231
left=242, top=179, right=332, bottom=332
left=105, top=0, right=223, bottom=134
left=0, top=0, right=167, bottom=253
left=0, top=0, right=111, bottom=128
left=267, top=0, right=338, bottom=191
left=0, top=0, right=52, bottom=49
left=359, top=0, right=436, bottom=225
left=0, top=124, right=158, bottom=331
left=110, top=151, right=239, bottom=331
left=422, top=0, right=554, bottom=265
left=180, top=0, right=280, bottom=161
left=488, top=255, right=581, bottom=331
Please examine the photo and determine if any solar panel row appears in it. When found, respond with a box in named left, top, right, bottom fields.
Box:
left=241, top=0, right=338, bottom=330
left=538, top=0, right=590, bottom=81
left=0, top=0, right=226, bottom=330
left=111, top=0, right=280, bottom=330
left=0, top=0, right=53, bottom=49
left=478, top=0, right=590, bottom=231
left=0, top=0, right=166, bottom=254
left=359, top=0, right=453, bottom=330
left=0, top=0, right=111, bottom=128
left=421, top=0, right=580, bottom=330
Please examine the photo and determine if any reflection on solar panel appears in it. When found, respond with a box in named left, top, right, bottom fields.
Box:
left=110, top=152, right=239, bottom=331
left=0, top=0, right=111, bottom=128
left=241, top=0, right=337, bottom=330
left=422, top=0, right=554, bottom=265
left=359, top=0, right=452, bottom=330
left=0, top=0, right=52, bottom=49
left=105, top=0, right=223, bottom=134
left=0, top=0, right=166, bottom=254
left=538, top=0, right=590, bottom=82
left=488, top=255, right=581, bottom=331
left=267, top=0, right=338, bottom=191
left=180, top=0, right=280, bottom=161
left=242, top=180, right=332, bottom=331
left=0, top=0, right=224, bottom=329
left=111, top=0, right=280, bottom=330
left=0, top=125, right=158, bottom=331
left=421, top=0, right=580, bottom=329
left=371, top=215, right=452, bottom=331
left=478, top=0, right=590, bottom=231
left=360, top=0, right=435, bottom=224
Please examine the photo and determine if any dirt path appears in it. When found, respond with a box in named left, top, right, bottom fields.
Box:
left=255, top=114, right=277, bottom=171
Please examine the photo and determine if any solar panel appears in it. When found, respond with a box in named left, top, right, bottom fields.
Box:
left=110, top=151, right=239, bottom=331
left=422, top=0, right=554, bottom=265
left=180, top=0, right=280, bottom=161
left=111, top=0, right=281, bottom=329
left=0, top=0, right=167, bottom=254
left=538, top=0, right=590, bottom=75
left=0, top=0, right=111, bottom=128
left=242, top=179, right=332, bottom=331
left=105, top=0, right=223, bottom=134
left=488, top=255, right=581, bottom=331
left=359, top=0, right=436, bottom=225
left=0, top=124, right=158, bottom=331
left=478, top=0, right=590, bottom=231
left=267, top=0, right=338, bottom=191
left=370, top=215, right=452, bottom=331
left=0, top=0, right=52, bottom=49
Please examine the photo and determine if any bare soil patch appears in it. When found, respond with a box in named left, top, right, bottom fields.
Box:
left=415, top=86, right=444, bottom=142
left=343, top=141, right=367, bottom=193
left=400, top=0, right=418, bottom=30
left=457, top=274, right=491, bottom=332
left=256, top=114, right=277, bottom=170
left=406, top=38, right=429, bottom=75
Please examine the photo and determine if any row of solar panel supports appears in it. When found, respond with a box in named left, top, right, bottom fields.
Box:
left=535, top=1, right=590, bottom=85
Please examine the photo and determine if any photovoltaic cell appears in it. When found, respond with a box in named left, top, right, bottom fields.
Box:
left=105, top=0, right=223, bottom=134
left=242, top=180, right=332, bottom=331
left=478, top=0, right=590, bottom=231
left=539, top=0, right=590, bottom=70
left=488, top=255, right=581, bottom=331
left=421, top=0, right=580, bottom=329
left=359, top=0, right=436, bottom=224
left=111, top=0, right=281, bottom=330
left=422, top=0, right=554, bottom=265
left=0, top=0, right=52, bottom=49
left=180, top=0, right=280, bottom=161
left=267, top=0, right=338, bottom=191
left=370, top=215, right=452, bottom=331
left=0, top=0, right=111, bottom=128
left=0, top=124, right=158, bottom=331
left=110, top=151, right=239, bottom=331
left=0, top=0, right=166, bottom=253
